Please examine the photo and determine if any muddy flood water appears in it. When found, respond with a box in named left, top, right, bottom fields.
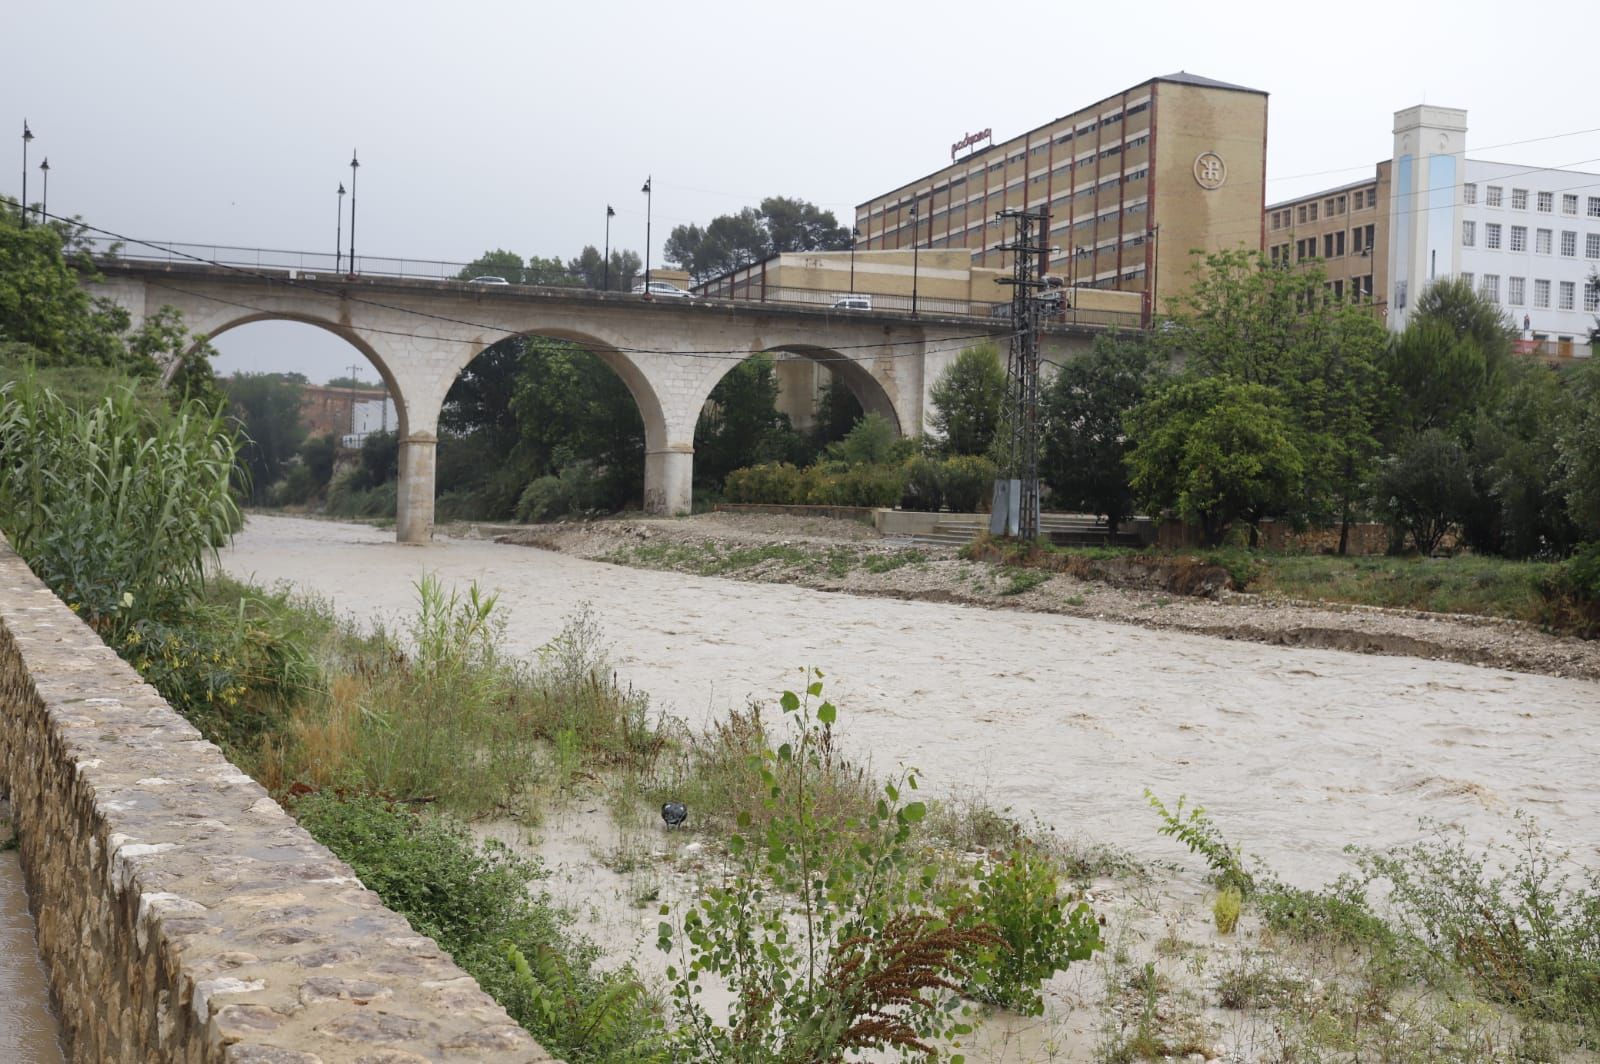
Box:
left=0, top=849, right=64, bottom=1063
left=222, top=515, right=1600, bottom=887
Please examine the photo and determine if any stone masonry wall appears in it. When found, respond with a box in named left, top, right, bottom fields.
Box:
left=0, top=538, right=559, bottom=1064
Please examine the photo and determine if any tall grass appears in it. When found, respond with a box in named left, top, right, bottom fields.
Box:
left=0, top=375, right=239, bottom=638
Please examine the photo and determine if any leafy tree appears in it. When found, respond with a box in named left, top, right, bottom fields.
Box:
left=1161, top=249, right=1388, bottom=538
left=298, top=433, right=338, bottom=492
left=1559, top=359, right=1600, bottom=537
left=0, top=207, right=133, bottom=367
left=1040, top=334, right=1160, bottom=535
left=457, top=248, right=528, bottom=282
left=222, top=373, right=308, bottom=504
left=1383, top=316, right=1492, bottom=437
left=1125, top=377, right=1304, bottom=547
left=759, top=196, right=852, bottom=253
left=567, top=245, right=641, bottom=292
left=1461, top=362, right=1579, bottom=557
left=694, top=355, right=803, bottom=490
left=928, top=344, right=1007, bottom=456
left=1372, top=429, right=1476, bottom=554
left=811, top=376, right=863, bottom=450
left=507, top=338, right=644, bottom=507
left=1411, top=275, right=1514, bottom=389
left=826, top=412, right=912, bottom=467
left=665, top=197, right=851, bottom=283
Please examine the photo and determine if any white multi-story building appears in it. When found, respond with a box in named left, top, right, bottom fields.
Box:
left=1388, top=106, right=1598, bottom=356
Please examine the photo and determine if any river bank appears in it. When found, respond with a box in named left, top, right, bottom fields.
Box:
left=487, top=511, right=1600, bottom=682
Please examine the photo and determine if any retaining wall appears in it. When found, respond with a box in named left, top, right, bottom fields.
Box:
left=0, top=537, right=557, bottom=1063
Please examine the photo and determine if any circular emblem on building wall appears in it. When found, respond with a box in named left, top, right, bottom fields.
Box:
left=1193, top=151, right=1227, bottom=190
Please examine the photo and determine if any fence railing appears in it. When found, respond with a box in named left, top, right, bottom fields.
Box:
left=692, top=279, right=1143, bottom=328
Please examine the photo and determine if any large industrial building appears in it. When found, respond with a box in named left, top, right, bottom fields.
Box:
left=1268, top=106, right=1599, bottom=358
left=851, top=72, right=1269, bottom=327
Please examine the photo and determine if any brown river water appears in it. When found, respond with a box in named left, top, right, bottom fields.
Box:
left=222, top=515, right=1600, bottom=888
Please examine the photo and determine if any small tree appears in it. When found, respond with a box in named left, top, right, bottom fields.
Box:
left=1124, top=377, right=1304, bottom=547
left=1558, top=358, right=1600, bottom=537
left=1372, top=429, right=1476, bottom=554
left=928, top=344, right=1007, bottom=456
left=695, top=354, right=803, bottom=490
left=1040, top=334, right=1159, bottom=535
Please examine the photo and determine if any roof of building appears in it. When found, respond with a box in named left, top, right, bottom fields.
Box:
left=1156, top=71, right=1265, bottom=95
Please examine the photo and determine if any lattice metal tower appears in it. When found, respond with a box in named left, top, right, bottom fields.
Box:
left=988, top=207, right=1050, bottom=541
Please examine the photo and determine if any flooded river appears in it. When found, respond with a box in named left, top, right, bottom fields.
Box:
left=222, top=515, right=1600, bottom=887
left=0, top=848, right=64, bottom=1064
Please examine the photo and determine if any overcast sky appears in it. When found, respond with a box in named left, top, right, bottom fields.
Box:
left=8, top=0, right=1597, bottom=382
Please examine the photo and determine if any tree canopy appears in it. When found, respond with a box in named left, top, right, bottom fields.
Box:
left=928, top=344, right=1007, bottom=457
left=664, top=197, right=852, bottom=282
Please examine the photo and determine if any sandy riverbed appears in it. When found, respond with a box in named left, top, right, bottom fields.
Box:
left=221, top=514, right=1600, bottom=888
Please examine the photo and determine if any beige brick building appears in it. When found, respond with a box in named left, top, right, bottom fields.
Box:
left=853, top=72, right=1269, bottom=325
left=1265, top=161, right=1392, bottom=311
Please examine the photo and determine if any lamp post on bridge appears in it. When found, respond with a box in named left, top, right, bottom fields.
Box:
left=909, top=203, right=920, bottom=316
left=20, top=121, right=33, bottom=226
left=604, top=204, right=615, bottom=291
left=849, top=225, right=859, bottom=294
left=347, top=151, right=359, bottom=277
left=641, top=177, right=653, bottom=298
left=38, top=157, right=48, bottom=224
left=335, top=182, right=345, bottom=274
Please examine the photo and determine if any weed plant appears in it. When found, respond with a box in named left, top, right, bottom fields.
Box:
left=296, top=793, right=666, bottom=1063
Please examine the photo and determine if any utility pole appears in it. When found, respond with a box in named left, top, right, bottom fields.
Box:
left=346, top=363, right=362, bottom=441
left=989, top=206, right=1051, bottom=541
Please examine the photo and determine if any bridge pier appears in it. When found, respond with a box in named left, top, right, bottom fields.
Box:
left=396, top=433, right=437, bottom=543
left=644, top=445, right=693, bottom=516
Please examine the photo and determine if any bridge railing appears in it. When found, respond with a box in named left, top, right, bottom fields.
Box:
left=691, top=280, right=1143, bottom=328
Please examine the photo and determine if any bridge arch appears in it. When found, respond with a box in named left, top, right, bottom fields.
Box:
left=729, top=343, right=901, bottom=437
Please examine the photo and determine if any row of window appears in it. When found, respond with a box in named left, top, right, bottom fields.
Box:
left=1464, top=184, right=1600, bottom=217
left=1463, top=221, right=1600, bottom=257
left=1268, top=188, right=1380, bottom=231
left=1269, top=223, right=1377, bottom=264
left=1463, top=273, right=1600, bottom=311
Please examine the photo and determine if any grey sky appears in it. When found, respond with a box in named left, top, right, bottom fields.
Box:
left=8, top=0, right=1597, bottom=382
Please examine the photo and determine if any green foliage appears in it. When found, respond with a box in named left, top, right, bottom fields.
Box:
left=514, top=461, right=609, bottom=522
left=0, top=208, right=133, bottom=368
left=1559, top=360, right=1600, bottom=536
left=929, top=345, right=1007, bottom=457
left=723, top=460, right=905, bottom=508
left=1385, top=315, right=1493, bottom=436
left=900, top=455, right=945, bottom=512
left=1041, top=333, right=1159, bottom=533
left=0, top=376, right=240, bottom=640
left=827, top=411, right=913, bottom=466
left=1145, top=790, right=1253, bottom=896
left=695, top=354, right=807, bottom=490
left=665, top=196, right=851, bottom=282
left=296, top=793, right=665, bottom=1063
left=940, top=454, right=997, bottom=514
left=963, top=847, right=1102, bottom=1014
left=1212, top=885, right=1242, bottom=934
left=659, top=674, right=1001, bottom=1062
left=1372, top=429, right=1476, bottom=554
left=298, top=433, right=337, bottom=491
left=1124, top=377, right=1304, bottom=547
left=1462, top=360, right=1580, bottom=557
left=567, top=244, right=642, bottom=292
left=1540, top=540, right=1600, bottom=637
left=222, top=372, right=308, bottom=504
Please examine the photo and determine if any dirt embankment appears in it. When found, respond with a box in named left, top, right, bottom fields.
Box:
left=481, top=512, right=1600, bottom=683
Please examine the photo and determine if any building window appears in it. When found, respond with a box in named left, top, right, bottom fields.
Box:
left=1486, top=223, right=1502, bottom=249
left=1562, top=231, right=1578, bottom=256
left=1538, top=191, right=1554, bottom=213
left=1463, top=183, right=1477, bottom=205
left=1297, top=205, right=1308, bottom=224
left=1462, top=220, right=1476, bottom=247
left=1589, top=233, right=1600, bottom=259
left=1509, top=277, right=1525, bottom=305
left=1510, top=226, right=1527, bottom=252
left=1563, top=194, right=1578, bottom=215
left=1511, top=188, right=1528, bottom=210
left=1588, top=282, right=1600, bottom=312
left=1536, top=228, right=1553, bottom=254
left=1324, top=233, right=1335, bottom=257
left=1535, top=279, right=1551, bottom=308
left=1310, top=202, right=1319, bottom=221
left=1590, top=197, right=1600, bottom=218
left=1481, top=274, right=1501, bottom=302
left=1560, top=281, right=1575, bottom=310
left=1337, top=194, right=1347, bottom=213
left=1487, top=186, right=1503, bottom=207
left=1461, top=272, right=1474, bottom=291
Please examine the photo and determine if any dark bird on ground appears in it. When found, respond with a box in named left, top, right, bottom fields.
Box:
left=661, top=801, right=687, bottom=829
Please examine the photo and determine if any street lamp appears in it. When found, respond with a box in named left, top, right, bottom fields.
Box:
left=335, top=182, right=345, bottom=274
left=604, top=204, right=615, bottom=291
left=38, top=157, right=48, bottom=224
left=20, top=121, right=33, bottom=226
left=849, top=224, right=860, bottom=294
left=909, top=203, right=920, bottom=316
left=641, top=177, right=653, bottom=297
left=347, top=150, right=360, bottom=277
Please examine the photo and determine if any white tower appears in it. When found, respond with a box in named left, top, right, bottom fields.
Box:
left=1388, top=106, right=1467, bottom=330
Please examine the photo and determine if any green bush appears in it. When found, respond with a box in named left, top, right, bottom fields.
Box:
left=295, top=793, right=665, bottom=1063
left=514, top=461, right=609, bottom=522
left=724, top=461, right=807, bottom=505
left=901, top=455, right=944, bottom=512
left=1541, top=540, right=1600, bottom=636
left=325, top=472, right=396, bottom=518
left=940, top=454, right=997, bottom=513
left=964, top=847, right=1102, bottom=1014
left=825, top=411, right=912, bottom=466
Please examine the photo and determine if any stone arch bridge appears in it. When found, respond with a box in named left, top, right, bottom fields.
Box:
left=88, top=261, right=1101, bottom=542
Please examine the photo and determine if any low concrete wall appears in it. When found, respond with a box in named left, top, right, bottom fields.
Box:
left=711, top=502, right=876, bottom=523
left=0, top=538, right=557, bottom=1063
